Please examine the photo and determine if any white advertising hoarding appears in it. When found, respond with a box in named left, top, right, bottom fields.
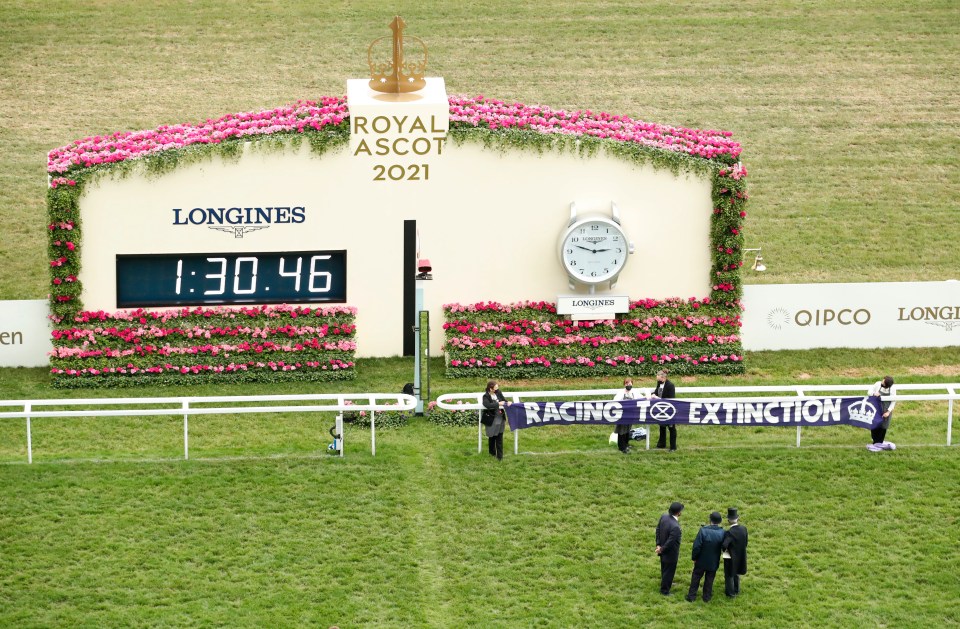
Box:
left=742, top=281, right=960, bottom=350
left=0, top=300, right=52, bottom=367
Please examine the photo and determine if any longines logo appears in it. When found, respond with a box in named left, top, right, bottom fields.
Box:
left=172, top=206, right=306, bottom=238
left=570, top=299, right=617, bottom=310
left=926, top=321, right=960, bottom=332
left=583, top=236, right=606, bottom=244
left=898, top=306, right=960, bottom=332
left=209, top=226, right=268, bottom=238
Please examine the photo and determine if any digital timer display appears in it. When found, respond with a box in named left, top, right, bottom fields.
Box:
left=116, top=250, right=346, bottom=308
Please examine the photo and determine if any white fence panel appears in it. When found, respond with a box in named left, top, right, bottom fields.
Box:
left=0, top=393, right=417, bottom=463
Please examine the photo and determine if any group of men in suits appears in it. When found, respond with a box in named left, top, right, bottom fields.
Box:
left=655, top=502, right=749, bottom=601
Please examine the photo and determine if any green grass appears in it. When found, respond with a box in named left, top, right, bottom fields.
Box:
left=1, top=426, right=957, bottom=627
left=1, top=351, right=959, bottom=626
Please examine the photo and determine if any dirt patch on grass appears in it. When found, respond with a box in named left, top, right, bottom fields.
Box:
left=833, top=367, right=876, bottom=378
left=905, top=364, right=960, bottom=377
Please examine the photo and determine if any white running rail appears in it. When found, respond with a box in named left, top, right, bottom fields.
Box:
left=437, top=383, right=958, bottom=454
left=0, top=393, right=417, bottom=463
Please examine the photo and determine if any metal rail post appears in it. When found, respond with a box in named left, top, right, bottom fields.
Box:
left=795, top=388, right=804, bottom=448
left=370, top=395, right=376, bottom=457
left=512, top=394, right=520, bottom=455
left=183, top=400, right=190, bottom=460
left=337, top=396, right=344, bottom=458
left=948, top=387, right=954, bottom=446
left=25, top=403, right=32, bottom=464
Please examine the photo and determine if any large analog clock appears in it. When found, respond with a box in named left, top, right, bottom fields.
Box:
left=559, top=203, right=634, bottom=288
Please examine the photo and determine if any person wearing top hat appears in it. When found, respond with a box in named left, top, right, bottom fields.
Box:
left=721, top=507, right=749, bottom=598
left=649, top=370, right=677, bottom=450
left=655, top=502, right=684, bottom=595
left=686, top=511, right=725, bottom=602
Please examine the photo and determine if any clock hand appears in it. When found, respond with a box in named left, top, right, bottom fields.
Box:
left=594, top=248, right=612, bottom=253
left=574, top=245, right=597, bottom=253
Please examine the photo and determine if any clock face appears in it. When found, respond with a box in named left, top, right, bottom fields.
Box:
left=560, top=218, right=628, bottom=284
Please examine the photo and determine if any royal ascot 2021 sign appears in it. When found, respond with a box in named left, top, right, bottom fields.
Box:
left=349, top=16, right=448, bottom=182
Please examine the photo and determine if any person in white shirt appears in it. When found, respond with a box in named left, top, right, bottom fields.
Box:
left=868, top=376, right=896, bottom=451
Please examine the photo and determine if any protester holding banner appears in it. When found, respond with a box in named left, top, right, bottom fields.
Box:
left=651, top=370, right=677, bottom=450
left=655, top=501, right=684, bottom=595
left=721, top=507, right=748, bottom=598
left=612, top=377, right=636, bottom=454
left=868, top=376, right=896, bottom=451
left=686, top=511, right=725, bottom=602
left=481, top=380, right=510, bottom=460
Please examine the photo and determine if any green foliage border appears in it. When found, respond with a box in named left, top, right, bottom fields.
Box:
left=46, top=109, right=747, bottom=383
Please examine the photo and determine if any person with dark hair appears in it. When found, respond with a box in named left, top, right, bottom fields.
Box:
left=613, top=377, right=636, bottom=454
left=721, top=507, right=748, bottom=598
left=655, top=501, right=684, bottom=595
left=650, top=370, right=677, bottom=450
left=868, top=375, right=897, bottom=451
left=686, top=511, right=725, bottom=602
left=481, top=380, right=509, bottom=460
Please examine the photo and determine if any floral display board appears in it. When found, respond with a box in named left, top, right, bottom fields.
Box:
left=443, top=298, right=743, bottom=378
left=46, top=96, right=746, bottom=386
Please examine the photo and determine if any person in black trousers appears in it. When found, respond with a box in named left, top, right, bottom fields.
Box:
left=651, top=370, right=677, bottom=450
left=613, top=377, right=636, bottom=454
left=722, top=507, right=749, bottom=598
left=655, top=501, right=684, bottom=595
left=868, top=375, right=896, bottom=451
left=481, top=380, right=509, bottom=460
left=686, top=511, right=725, bottom=602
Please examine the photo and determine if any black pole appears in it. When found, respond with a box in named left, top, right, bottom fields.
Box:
left=403, top=219, right=416, bottom=356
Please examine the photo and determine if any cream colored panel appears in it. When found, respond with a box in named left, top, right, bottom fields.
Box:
left=78, top=141, right=712, bottom=357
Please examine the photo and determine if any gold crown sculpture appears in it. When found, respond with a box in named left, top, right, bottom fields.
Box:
left=367, top=16, right=428, bottom=93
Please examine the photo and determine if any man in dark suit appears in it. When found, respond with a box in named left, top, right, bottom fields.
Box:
left=651, top=370, right=677, bottom=450
left=655, top=501, right=684, bottom=595
left=721, top=507, right=749, bottom=598
left=686, top=511, right=725, bottom=602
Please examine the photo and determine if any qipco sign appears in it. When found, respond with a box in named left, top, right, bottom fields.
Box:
left=742, top=281, right=960, bottom=350
left=793, top=308, right=871, bottom=327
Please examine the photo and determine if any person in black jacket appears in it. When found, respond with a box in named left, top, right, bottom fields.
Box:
left=651, top=370, right=677, bottom=450
left=481, top=380, right=509, bottom=460
left=655, top=501, right=684, bottom=595
left=721, top=507, right=749, bottom=598
left=686, top=511, right=725, bottom=602
left=613, top=377, right=636, bottom=454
